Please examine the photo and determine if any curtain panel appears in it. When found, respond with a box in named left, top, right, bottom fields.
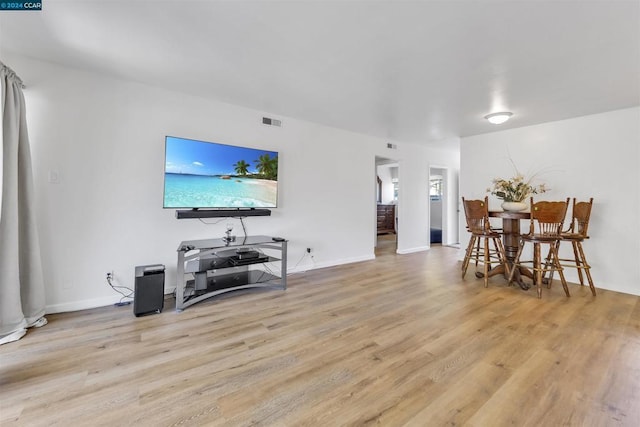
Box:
left=0, top=61, right=46, bottom=344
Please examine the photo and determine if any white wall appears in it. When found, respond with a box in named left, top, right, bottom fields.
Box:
left=430, top=200, right=442, bottom=229
left=6, top=54, right=460, bottom=312
left=446, top=167, right=460, bottom=244
left=460, top=107, right=640, bottom=296
left=396, top=146, right=460, bottom=253
left=429, top=167, right=445, bottom=230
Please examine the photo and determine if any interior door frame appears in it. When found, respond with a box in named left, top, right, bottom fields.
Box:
left=374, top=156, right=399, bottom=253
left=429, top=165, right=448, bottom=245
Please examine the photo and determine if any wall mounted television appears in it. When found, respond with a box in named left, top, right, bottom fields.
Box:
left=163, top=136, right=279, bottom=210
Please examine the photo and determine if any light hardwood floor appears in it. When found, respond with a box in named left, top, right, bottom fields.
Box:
left=1, top=243, right=639, bottom=426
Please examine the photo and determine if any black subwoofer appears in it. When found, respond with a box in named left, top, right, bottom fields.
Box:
left=134, top=264, right=165, bottom=316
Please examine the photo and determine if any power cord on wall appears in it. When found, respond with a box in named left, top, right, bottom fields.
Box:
left=106, top=272, right=134, bottom=306
left=239, top=217, right=248, bottom=237
left=197, top=217, right=227, bottom=225
left=288, top=249, right=315, bottom=275
left=197, top=216, right=248, bottom=239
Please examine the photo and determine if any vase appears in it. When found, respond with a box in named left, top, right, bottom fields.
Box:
left=501, top=201, right=527, bottom=212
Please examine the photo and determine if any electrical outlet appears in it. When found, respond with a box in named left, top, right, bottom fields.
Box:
left=306, top=247, right=312, bottom=253
left=106, top=271, right=113, bottom=280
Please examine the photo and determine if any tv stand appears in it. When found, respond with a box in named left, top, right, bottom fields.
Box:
left=175, top=235, right=287, bottom=311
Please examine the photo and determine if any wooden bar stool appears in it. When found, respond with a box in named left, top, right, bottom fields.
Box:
left=544, top=198, right=596, bottom=296
left=461, top=196, right=509, bottom=287
left=508, top=197, right=570, bottom=299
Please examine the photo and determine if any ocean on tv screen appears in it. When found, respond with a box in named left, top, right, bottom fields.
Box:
left=163, top=173, right=277, bottom=208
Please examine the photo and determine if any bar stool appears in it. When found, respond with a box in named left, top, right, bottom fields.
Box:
left=461, top=196, right=509, bottom=287
left=544, top=198, right=596, bottom=296
left=508, top=197, right=570, bottom=299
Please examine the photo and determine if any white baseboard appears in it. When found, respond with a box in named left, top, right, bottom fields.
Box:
left=312, top=254, right=376, bottom=269
left=396, top=246, right=429, bottom=254
left=45, top=295, right=127, bottom=314
left=287, top=253, right=375, bottom=274
left=46, top=290, right=177, bottom=314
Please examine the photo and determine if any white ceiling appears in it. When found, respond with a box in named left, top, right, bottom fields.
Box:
left=1, top=0, right=639, bottom=149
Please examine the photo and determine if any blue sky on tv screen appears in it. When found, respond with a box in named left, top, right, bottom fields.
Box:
left=164, top=136, right=278, bottom=176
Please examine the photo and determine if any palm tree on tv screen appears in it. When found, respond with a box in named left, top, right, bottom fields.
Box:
left=233, top=159, right=250, bottom=176
left=254, top=154, right=278, bottom=180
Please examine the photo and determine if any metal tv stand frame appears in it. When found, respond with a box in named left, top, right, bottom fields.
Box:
left=175, top=235, right=287, bottom=311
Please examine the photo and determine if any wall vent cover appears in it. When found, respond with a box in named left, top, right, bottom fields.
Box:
left=262, top=117, right=282, bottom=127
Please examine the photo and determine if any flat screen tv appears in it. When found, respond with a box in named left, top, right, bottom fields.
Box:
left=163, top=136, right=279, bottom=209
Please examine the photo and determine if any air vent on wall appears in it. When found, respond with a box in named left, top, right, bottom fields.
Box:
left=262, top=117, right=282, bottom=127
left=387, top=143, right=397, bottom=149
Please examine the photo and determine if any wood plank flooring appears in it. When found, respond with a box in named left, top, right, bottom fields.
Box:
left=1, top=241, right=639, bottom=426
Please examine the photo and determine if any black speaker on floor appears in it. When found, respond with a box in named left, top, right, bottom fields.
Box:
left=134, top=264, right=165, bottom=317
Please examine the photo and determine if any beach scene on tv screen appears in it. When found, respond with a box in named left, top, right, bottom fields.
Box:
left=164, top=136, right=278, bottom=208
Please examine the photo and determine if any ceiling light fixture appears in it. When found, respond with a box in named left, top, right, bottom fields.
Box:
left=484, top=112, right=513, bottom=125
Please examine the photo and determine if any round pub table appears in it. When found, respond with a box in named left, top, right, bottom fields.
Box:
left=486, top=210, right=534, bottom=289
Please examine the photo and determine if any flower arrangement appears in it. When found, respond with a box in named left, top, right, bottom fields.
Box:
left=488, top=173, right=548, bottom=202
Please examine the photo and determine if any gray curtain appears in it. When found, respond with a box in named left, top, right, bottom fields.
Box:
left=0, top=61, right=46, bottom=344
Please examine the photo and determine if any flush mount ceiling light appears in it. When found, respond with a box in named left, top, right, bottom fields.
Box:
left=484, top=112, right=513, bottom=125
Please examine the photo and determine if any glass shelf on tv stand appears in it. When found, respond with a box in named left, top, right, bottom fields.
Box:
left=175, top=235, right=287, bottom=311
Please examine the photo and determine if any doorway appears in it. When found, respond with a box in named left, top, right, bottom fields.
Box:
left=375, top=157, right=399, bottom=255
left=429, top=167, right=446, bottom=246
